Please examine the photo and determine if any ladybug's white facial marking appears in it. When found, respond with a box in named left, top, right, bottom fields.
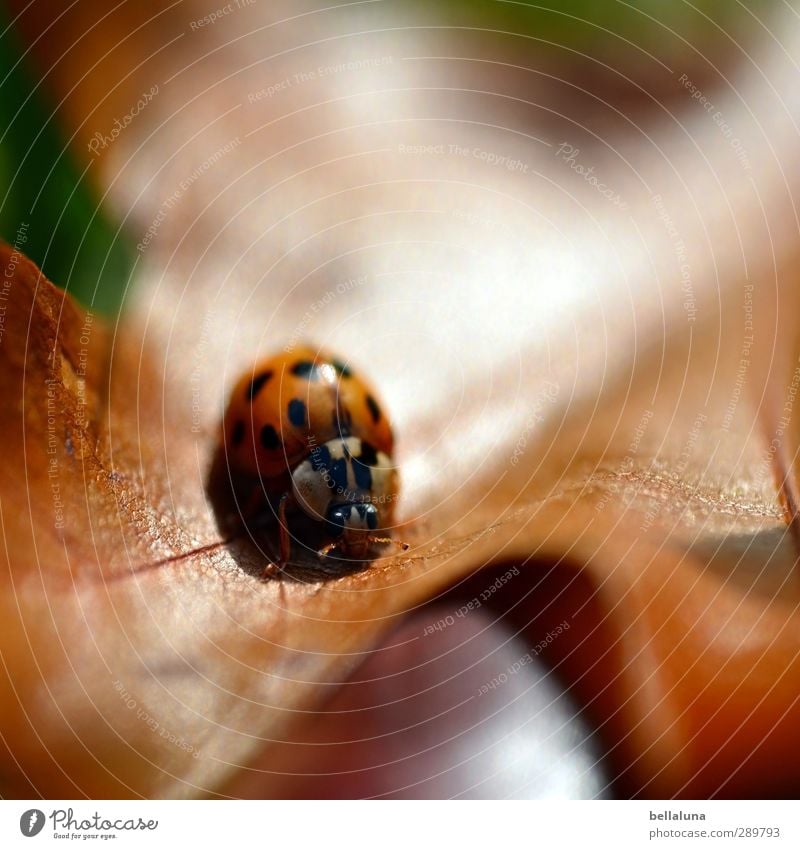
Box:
left=291, top=459, right=333, bottom=522
left=327, top=502, right=379, bottom=534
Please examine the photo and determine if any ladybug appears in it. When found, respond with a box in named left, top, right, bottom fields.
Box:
left=223, top=344, right=405, bottom=569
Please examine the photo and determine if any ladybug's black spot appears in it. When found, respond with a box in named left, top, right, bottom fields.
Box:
left=365, top=393, right=381, bottom=424
left=358, top=441, right=378, bottom=467
left=352, top=456, right=372, bottom=490
left=260, top=424, right=281, bottom=450
left=232, top=420, right=245, bottom=446
left=288, top=398, right=307, bottom=427
left=334, top=406, right=353, bottom=438
left=329, top=457, right=349, bottom=493
left=331, top=358, right=352, bottom=378
left=291, top=360, right=321, bottom=380
left=245, top=370, right=273, bottom=401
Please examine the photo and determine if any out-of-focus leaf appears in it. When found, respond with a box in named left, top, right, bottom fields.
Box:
left=0, top=9, right=134, bottom=314
left=2, top=0, right=800, bottom=800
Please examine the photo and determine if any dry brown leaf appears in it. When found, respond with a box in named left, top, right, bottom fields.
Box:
left=3, top=0, right=800, bottom=799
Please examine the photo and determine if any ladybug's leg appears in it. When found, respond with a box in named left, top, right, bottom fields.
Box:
left=262, top=492, right=293, bottom=577
left=317, top=540, right=341, bottom=560
left=277, top=491, right=293, bottom=566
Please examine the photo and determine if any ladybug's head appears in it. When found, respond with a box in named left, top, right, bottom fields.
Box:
left=325, top=501, right=379, bottom=558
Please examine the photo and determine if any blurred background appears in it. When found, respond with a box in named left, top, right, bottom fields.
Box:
left=0, top=0, right=777, bottom=316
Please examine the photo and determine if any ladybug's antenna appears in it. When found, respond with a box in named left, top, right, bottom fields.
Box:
left=317, top=537, right=409, bottom=561
left=368, top=536, right=409, bottom=552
